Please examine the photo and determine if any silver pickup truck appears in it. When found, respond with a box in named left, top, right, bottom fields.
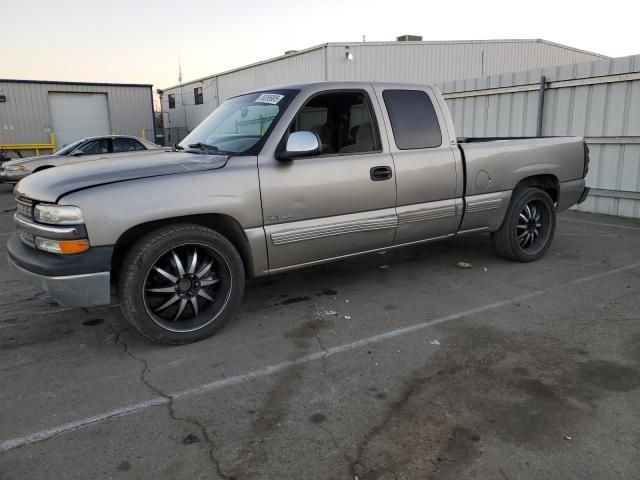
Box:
left=8, top=81, right=589, bottom=344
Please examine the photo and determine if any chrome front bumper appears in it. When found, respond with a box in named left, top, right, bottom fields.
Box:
left=7, top=257, right=111, bottom=307
left=0, top=171, right=28, bottom=183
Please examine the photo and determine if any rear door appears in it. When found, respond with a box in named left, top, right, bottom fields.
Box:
left=374, top=87, right=463, bottom=244
left=258, top=87, right=397, bottom=271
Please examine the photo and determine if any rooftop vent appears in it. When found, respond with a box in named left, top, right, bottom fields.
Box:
left=284, top=50, right=298, bottom=55
left=396, top=35, right=423, bottom=42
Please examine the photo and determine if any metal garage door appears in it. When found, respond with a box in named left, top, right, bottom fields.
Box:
left=48, top=92, right=111, bottom=148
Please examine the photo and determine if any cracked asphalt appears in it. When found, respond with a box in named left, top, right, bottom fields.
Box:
left=1, top=181, right=639, bottom=480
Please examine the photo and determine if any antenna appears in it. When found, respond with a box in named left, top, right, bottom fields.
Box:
left=177, top=53, right=187, bottom=132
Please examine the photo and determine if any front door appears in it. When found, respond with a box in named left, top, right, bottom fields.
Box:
left=258, top=88, right=397, bottom=271
left=64, top=138, right=110, bottom=165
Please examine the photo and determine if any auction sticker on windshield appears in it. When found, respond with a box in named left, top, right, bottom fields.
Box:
left=255, top=93, right=284, bottom=104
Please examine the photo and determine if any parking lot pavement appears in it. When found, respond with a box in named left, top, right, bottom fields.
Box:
left=0, top=184, right=639, bottom=480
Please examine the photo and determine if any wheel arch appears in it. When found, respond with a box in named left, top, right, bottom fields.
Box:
left=514, top=174, right=559, bottom=204
left=111, top=214, right=255, bottom=281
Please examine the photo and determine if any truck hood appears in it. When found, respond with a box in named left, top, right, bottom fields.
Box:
left=15, top=151, right=229, bottom=203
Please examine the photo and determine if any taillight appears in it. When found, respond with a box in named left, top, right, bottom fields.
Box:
left=583, top=142, right=590, bottom=177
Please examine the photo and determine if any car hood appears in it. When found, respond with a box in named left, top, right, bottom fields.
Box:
left=15, top=151, right=229, bottom=203
left=2, top=155, right=61, bottom=168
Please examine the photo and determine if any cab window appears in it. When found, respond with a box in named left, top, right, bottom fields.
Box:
left=290, top=91, right=381, bottom=155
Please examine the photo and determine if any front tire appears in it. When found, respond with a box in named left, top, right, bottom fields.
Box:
left=491, top=187, right=556, bottom=262
left=118, top=224, right=245, bottom=344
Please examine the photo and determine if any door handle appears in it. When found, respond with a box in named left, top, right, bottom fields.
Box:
left=370, top=166, right=393, bottom=181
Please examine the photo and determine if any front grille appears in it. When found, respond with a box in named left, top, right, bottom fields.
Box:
left=15, top=197, right=34, bottom=219
left=14, top=197, right=36, bottom=247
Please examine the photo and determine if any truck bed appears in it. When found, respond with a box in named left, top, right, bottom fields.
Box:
left=455, top=135, right=587, bottom=233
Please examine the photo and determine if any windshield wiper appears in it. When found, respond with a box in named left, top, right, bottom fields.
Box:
left=186, top=143, right=233, bottom=155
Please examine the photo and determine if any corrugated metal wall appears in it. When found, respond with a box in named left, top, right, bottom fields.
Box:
left=164, top=48, right=327, bottom=134
left=162, top=39, right=605, bottom=132
left=218, top=48, right=326, bottom=101
left=0, top=81, right=154, bottom=154
left=162, top=47, right=327, bottom=133
left=326, top=40, right=601, bottom=83
left=436, top=55, right=640, bottom=218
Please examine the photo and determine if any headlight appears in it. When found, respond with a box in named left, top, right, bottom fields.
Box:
left=34, top=205, right=84, bottom=225
left=4, top=165, right=26, bottom=172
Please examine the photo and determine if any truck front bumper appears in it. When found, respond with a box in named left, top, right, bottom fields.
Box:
left=8, top=259, right=110, bottom=307
left=6, top=235, right=113, bottom=307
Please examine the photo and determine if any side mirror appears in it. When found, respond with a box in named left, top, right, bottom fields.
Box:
left=278, top=131, right=321, bottom=160
left=70, top=149, right=83, bottom=157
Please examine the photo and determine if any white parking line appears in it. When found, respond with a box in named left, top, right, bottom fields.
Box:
left=559, top=216, right=640, bottom=230
left=1, top=260, right=640, bottom=453
left=556, top=233, right=620, bottom=237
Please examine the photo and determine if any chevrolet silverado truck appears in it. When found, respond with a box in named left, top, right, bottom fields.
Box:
left=7, top=81, right=590, bottom=344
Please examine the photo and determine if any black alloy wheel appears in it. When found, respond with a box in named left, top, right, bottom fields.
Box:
left=491, top=187, right=556, bottom=262
left=118, top=224, right=245, bottom=344
left=143, top=243, right=232, bottom=332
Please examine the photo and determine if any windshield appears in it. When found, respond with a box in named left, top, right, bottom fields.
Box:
left=179, top=90, right=296, bottom=155
left=55, top=139, right=84, bottom=155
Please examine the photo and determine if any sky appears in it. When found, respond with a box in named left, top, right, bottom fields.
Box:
left=4, top=0, right=639, bottom=91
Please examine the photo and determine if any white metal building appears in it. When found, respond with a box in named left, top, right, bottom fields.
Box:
left=160, top=38, right=606, bottom=133
left=0, top=79, right=155, bottom=157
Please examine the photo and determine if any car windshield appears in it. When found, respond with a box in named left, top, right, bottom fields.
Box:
left=55, top=139, right=85, bottom=155
left=179, top=90, right=296, bottom=155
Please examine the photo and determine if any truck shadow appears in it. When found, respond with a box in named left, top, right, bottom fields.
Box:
left=243, top=233, right=495, bottom=314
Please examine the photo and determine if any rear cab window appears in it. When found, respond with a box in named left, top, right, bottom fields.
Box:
left=382, top=90, right=442, bottom=149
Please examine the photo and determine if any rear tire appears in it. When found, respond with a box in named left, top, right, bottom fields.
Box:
left=490, top=187, right=556, bottom=262
left=118, top=223, right=245, bottom=344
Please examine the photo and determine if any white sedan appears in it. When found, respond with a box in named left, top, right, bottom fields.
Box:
left=0, top=135, right=165, bottom=183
